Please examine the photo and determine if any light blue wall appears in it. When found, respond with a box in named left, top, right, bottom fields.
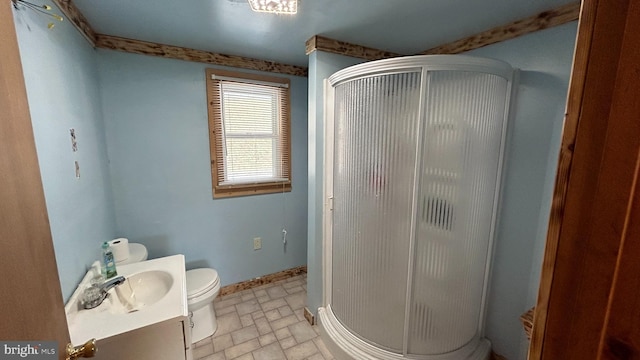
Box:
left=13, top=3, right=116, bottom=301
left=96, top=50, right=308, bottom=286
left=306, top=51, right=364, bottom=315
left=466, top=22, right=577, bottom=360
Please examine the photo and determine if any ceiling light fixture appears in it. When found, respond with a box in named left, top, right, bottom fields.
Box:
left=247, top=0, right=297, bottom=14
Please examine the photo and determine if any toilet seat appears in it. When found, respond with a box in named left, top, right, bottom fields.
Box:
left=187, top=268, right=220, bottom=300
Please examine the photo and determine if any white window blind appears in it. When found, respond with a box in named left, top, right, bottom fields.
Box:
left=220, top=82, right=286, bottom=184
left=207, top=69, right=291, bottom=198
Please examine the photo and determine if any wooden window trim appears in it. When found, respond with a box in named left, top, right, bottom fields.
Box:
left=205, top=68, right=292, bottom=198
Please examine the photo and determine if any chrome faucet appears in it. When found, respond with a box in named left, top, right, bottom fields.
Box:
left=82, top=276, right=126, bottom=310
left=100, top=276, right=126, bottom=293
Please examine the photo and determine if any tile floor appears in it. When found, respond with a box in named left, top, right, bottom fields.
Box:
left=192, top=274, right=334, bottom=360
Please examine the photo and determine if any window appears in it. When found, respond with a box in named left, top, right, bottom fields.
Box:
left=206, top=69, right=291, bottom=198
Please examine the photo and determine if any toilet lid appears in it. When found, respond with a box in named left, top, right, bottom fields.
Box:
left=186, top=268, right=219, bottom=299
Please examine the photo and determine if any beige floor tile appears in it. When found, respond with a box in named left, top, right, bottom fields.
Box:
left=231, top=325, right=260, bottom=345
left=284, top=286, right=304, bottom=295
left=217, top=304, right=240, bottom=316
left=266, top=285, right=289, bottom=299
left=284, top=340, right=318, bottom=360
left=288, top=322, right=317, bottom=344
left=225, top=339, right=261, bottom=359
left=255, top=317, right=272, bottom=335
left=194, top=343, right=214, bottom=359
left=265, top=309, right=281, bottom=321
left=251, top=310, right=266, bottom=320
left=214, top=313, right=243, bottom=338
left=306, top=354, right=325, bottom=360
left=234, top=353, right=254, bottom=360
left=312, top=337, right=332, bottom=360
left=215, top=295, right=243, bottom=310
left=195, top=337, right=213, bottom=348
left=256, top=295, right=270, bottom=304
left=240, top=290, right=256, bottom=302
left=237, top=299, right=262, bottom=316
left=270, top=315, right=299, bottom=331
left=240, top=313, right=254, bottom=327
left=278, top=305, right=293, bottom=317
left=258, top=333, right=277, bottom=347
left=201, top=351, right=226, bottom=360
left=261, top=298, right=288, bottom=312
left=282, top=279, right=303, bottom=289
left=252, top=341, right=287, bottom=360
left=213, top=334, right=234, bottom=352
left=279, top=336, right=297, bottom=350
left=195, top=273, right=327, bottom=360
left=274, top=327, right=292, bottom=340
left=294, top=309, right=306, bottom=322
left=284, top=293, right=305, bottom=311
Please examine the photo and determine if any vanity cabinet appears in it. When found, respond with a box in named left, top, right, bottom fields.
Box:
left=93, top=317, right=192, bottom=360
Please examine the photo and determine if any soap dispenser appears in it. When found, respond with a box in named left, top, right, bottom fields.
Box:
left=102, top=241, right=118, bottom=279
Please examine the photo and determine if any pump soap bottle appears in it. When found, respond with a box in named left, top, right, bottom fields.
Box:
left=102, top=241, right=118, bottom=279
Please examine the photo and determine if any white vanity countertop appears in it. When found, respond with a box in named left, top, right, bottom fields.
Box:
left=65, top=254, right=188, bottom=345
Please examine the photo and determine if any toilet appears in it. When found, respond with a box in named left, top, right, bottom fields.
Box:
left=116, top=243, right=148, bottom=265
left=186, top=268, right=221, bottom=342
left=115, top=242, right=221, bottom=343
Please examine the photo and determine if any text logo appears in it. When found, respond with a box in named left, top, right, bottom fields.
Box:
left=0, top=342, right=57, bottom=359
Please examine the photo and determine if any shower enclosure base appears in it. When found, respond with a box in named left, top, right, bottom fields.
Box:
left=318, top=307, right=491, bottom=360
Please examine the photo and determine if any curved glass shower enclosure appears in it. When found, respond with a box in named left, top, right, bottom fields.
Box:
left=320, top=56, right=515, bottom=360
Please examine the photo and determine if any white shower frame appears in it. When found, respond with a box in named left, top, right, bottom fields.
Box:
left=319, top=55, right=516, bottom=360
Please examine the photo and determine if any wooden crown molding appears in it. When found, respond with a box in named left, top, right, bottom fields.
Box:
left=51, top=0, right=307, bottom=77
left=52, top=0, right=97, bottom=45
left=53, top=0, right=577, bottom=76
left=305, top=3, right=580, bottom=61
left=420, top=2, right=580, bottom=55
left=306, top=35, right=402, bottom=61
left=95, top=34, right=308, bottom=77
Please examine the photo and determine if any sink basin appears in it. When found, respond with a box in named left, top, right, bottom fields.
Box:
left=65, top=254, right=188, bottom=345
left=111, top=270, right=174, bottom=313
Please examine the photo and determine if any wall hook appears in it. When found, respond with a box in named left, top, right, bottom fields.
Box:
left=12, top=0, right=63, bottom=29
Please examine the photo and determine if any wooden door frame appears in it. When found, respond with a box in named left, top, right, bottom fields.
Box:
left=1, top=2, right=70, bottom=358
left=530, top=0, right=639, bottom=358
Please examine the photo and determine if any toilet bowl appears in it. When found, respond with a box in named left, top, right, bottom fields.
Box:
left=186, top=268, right=221, bottom=343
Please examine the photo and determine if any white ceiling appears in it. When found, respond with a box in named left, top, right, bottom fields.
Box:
left=73, top=0, right=575, bottom=67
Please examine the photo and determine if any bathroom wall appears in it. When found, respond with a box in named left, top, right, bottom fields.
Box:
left=12, top=3, right=116, bottom=301
left=96, top=50, right=309, bottom=286
left=465, top=22, right=578, bottom=360
left=306, top=50, right=364, bottom=315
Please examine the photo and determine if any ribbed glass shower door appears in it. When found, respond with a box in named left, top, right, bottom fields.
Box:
left=331, top=71, right=422, bottom=352
left=328, top=59, right=511, bottom=357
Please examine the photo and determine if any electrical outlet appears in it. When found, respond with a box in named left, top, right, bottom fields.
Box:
left=253, top=237, right=262, bottom=250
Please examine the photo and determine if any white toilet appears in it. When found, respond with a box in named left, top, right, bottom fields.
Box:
left=116, top=243, right=148, bottom=265
left=186, top=268, right=221, bottom=343
left=114, top=242, right=221, bottom=343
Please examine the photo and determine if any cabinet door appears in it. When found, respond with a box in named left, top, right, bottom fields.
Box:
left=94, top=320, right=187, bottom=360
